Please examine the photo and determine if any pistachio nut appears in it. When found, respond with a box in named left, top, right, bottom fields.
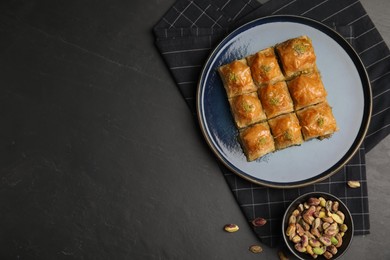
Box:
left=300, top=220, right=310, bottom=231
left=309, top=238, right=321, bottom=248
left=311, top=228, right=321, bottom=238
left=296, top=223, right=305, bottom=236
left=292, top=235, right=301, bottom=243
left=286, top=223, right=296, bottom=240
left=252, top=217, right=267, bottom=227
left=319, top=197, right=326, bottom=207
left=323, top=251, right=333, bottom=259
left=319, top=236, right=332, bottom=246
left=322, top=216, right=334, bottom=223
left=249, top=245, right=263, bottom=253
left=312, top=247, right=325, bottom=255
left=332, top=201, right=339, bottom=212
left=340, top=224, right=348, bottom=232
left=305, top=230, right=315, bottom=240
left=295, top=243, right=307, bottom=253
left=325, top=200, right=333, bottom=212
left=308, top=197, right=321, bottom=206
left=336, top=211, right=345, bottom=222
left=330, top=236, right=338, bottom=245
left=331, top=213, right=344, bottom=224
left=327, top=245, right=338, bottom=255
left=335, top=233, right=343, bottom=248
left=289, top=215, right=296, bottom=225
left=224, top=224, right=239, bottom=233
left=303, top=206, right=316, bottom=225
left=324, top=222, right=339, bottom=237
left=318, top=211, right=326, bottom=219
left=347, top=180, right=361, bottom=188
left=301, top=234, right=309, bottom=247
left=312, top=217, right=321, bottom=230
left=322, top=222, right=330, bottom=230
left=306, top=245, right=314, bottom=255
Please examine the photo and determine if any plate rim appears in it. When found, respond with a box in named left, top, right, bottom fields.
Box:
left=196, top=15, right=372, bottom=188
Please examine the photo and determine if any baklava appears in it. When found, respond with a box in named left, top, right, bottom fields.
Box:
left=229, top=92, right=267, bottom=129
left=268, top=113, right=304, bottom=150
left=275, top=35, right=317, bottom=79
left=296, top=102, right=338, bottom=141
left=287, top=71, right=327, bottom=110
left=218, top=59, right=257, bottom=98
left=239, top=122, right=275, bottom=161
left=258, top=81, right=294, bottom=119
left=246, top=47, right=284, bottom=87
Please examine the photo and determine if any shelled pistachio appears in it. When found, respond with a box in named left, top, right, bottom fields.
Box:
left=285, top=197, right=349, bottom=259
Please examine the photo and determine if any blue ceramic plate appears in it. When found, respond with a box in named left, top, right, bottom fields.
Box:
left=196, top=15, right=372, bottom=188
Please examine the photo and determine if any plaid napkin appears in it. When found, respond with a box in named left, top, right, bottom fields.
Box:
left=153, top=0, right=390, bottom=247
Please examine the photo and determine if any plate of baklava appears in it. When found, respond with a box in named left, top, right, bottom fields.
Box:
left=196, top=15, right=372, bottom=188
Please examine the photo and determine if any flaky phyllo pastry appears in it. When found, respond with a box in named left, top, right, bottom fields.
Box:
left=218, top=35, right=338, bottom=161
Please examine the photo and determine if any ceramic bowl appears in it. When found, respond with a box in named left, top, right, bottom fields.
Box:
left=282, top=192, right=354, bottom=259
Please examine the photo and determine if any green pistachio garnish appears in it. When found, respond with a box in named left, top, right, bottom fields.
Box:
left=258, top=137, right=267, bottom=145
left=261, top=65, right=272, bottom=73
left=228, top=72, right=238, bottom=82
left=284, top=130, right=293, bottom=141
left=317, top=117, right=325, bottom=127
left=269, top=97, right=279, bottom=105
left=242, top=102, right=254, bottom=112
left=293, top=44, right=307, bottom=55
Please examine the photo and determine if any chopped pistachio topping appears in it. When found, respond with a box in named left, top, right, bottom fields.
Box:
left=258, top=137, right=267, bottom=145
left=228, top=72, right=238, bottom=82
left=284, top=130, right=293, bottom=141
left=293, top=44, right=307, bottom=55
left=269, top=97, right=279, bottom=105
left=317, top=117, right=325, bottom=127
left=242, top=102, right=254, bottom=112
left=261, top=65, right=272, bottom=73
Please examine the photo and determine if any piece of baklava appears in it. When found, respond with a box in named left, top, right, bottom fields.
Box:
left=296, top=102, right=338, bottom=141
left=258, top=81, right=294, bottom=119
left=229, top=92, right=267, bottom=129
left=246, top=47, right=284, bottom=87
left=287, top=71, right=327, bottom=110
left=239, top=122, right=275, bottom=161
left=275, top=35, right=317, bottom=79
left=218, top=59, right=257, bottom=98
left=268, top=113, right=303, bottom=150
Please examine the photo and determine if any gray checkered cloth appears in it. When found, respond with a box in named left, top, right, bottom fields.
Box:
left=154, top=0, right=390, bottom=247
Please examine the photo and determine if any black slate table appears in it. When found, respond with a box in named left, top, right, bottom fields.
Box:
left=1, top=0, right=390, bottom=259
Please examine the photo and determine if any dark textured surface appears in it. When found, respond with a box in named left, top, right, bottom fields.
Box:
left=1, top=0, right=389, bottom=259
